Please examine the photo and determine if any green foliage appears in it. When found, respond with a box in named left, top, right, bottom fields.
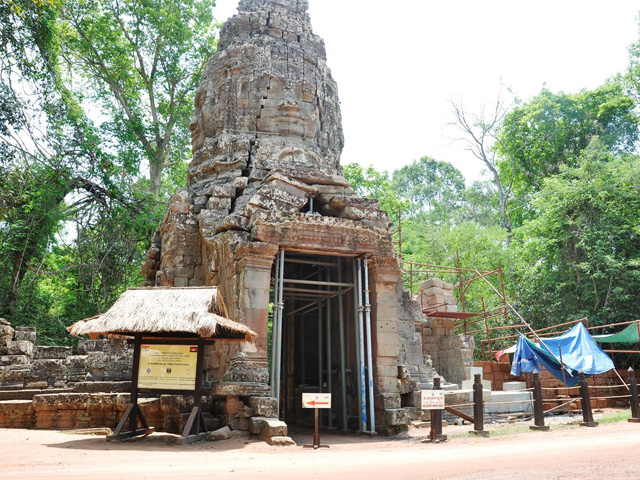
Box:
left=391, top=156, right=465, bottom=220
left=401, top=217, right=513, bottom=309
left=0, top=0, right=217, bottom=345
left=496, top=85, right=639, bottom=226
left=343, top=163, right=404, bottom=225
left=59, top=0, right=218, bottom=198
left=513, top=140, right=640, bottom=329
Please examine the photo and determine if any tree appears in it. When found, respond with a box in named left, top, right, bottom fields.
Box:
left=59, top=0, right=218, bottom=199
left=450, top=94, right=516, bottom=237
left=0, top=0, right=218, bottom=341
left=513, top=140, right=640, bottom=328
left=496, top=85, right=639, bottom=216
left=391, top=156, right=465, bottom=220
left=343, top=163, right=404, bottom=223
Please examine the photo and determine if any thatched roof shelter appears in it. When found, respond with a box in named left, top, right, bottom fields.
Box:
left=68, top=287, right=256, bottom=342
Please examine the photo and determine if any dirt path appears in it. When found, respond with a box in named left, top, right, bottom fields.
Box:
left=2, top=420, right=640, bottom=480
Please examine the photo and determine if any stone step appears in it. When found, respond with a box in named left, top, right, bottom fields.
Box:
left=503, top=381, right=527, bottom=391
left=461, top=379, right=492, bottom=391
left=484, top=390, right=533, bottom=415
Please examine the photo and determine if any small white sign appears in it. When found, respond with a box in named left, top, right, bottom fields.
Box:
left=302, top=393, right=332, bottom=409
left=421, top=390, right=445, bottom=410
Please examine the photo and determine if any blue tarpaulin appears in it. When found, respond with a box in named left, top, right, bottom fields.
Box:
left=510, top=323, right=614, bottom=386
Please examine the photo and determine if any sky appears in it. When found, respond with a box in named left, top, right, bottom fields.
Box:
left=212, top=0, right=640, bottom=183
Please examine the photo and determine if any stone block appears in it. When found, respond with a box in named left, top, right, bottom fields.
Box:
left=260, top=418, right=287, bottom=437
left=35, top=346, right=73, bottom=360
left=464, top=366, right=484, bottom=380
left=375, top=376, right=401, bottom=393
left=6, top=341, right=34, bottom=357
left=443, top=295, right=456, bottom=305
left=0, top=355, right=29, bottom=366
left=384, top=408, right=408, bottom=426
left=420, top=279, right=444, bottom=290
left=13, top=327, right=36, bottom=343
left=427, top=295, right=445, bottom=306
left=376, top=365, right=399, bottom=381
left=222, top=396, right=244, bottom=415
left=403, top=390, right=422, bottom=408
left=458, top=384, right=492, bottom=402
left=405, top=407, right=421, bottom=421
left=502, top=381, right=527, bottom=391
left=260, top=435, right=295, bottom=446
left=376, top=318, right=398, bottom=334
left=249, top=416, right=268, bottom=435
left=33, top=393, right=89, bottom=411
left=398, top=378, right=419, bottom=395
left=0, top=400, right=35, bottom=428
left=484, top=391, right=533, bottom=414
left=374, top=393, right=401, bottom=410
left=375, top=332, right=399, bottom=357
left=1, top=367, right=29, bottom=383
left=77, top=339, right=107, bottom=355
left=248, top=396, right=278, bottom=418
left=0, top=325, right=14, bottom=345
left=236, top=405, right=254, bottom=418
left=209, top=426, right=231, bottom=441
left=228, top=416, right=250, bottom=431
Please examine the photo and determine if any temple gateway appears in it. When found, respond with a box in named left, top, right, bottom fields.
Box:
left=141, top=0, right=473, bottom=435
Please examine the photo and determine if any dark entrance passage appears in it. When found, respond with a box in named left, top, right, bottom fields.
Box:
left=269, top=252, right=376, bottom=432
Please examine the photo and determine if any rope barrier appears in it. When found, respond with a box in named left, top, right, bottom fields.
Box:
left=587, top=384, right=630, bottom=390
left=446, top=403, right=475, bottom=409
left=543, top=400, right=574, bottom=414
left=592, top=394, right=631, bottom=400
left=484, top=399, right=534, bottom=406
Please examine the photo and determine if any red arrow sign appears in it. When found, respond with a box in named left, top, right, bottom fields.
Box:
left=302, top=393, right=332, bottom=409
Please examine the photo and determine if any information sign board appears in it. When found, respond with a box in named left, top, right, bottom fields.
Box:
left=421, top=390, right=445, bottom=410
left=138, top=344, right=198, bottom=391
left=302, top=393, right=332, bottom=409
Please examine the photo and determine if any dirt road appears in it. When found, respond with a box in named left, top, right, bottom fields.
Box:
left=2, top=420, right=639, bottom=480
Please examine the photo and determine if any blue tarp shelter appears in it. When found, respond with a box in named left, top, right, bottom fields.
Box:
left=510, top=323, right=614, bottom=387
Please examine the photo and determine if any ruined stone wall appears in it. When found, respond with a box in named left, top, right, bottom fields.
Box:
left=0, top=319, right=132, bottom=390
left=397, top=289, right=437, bottom=389
left=419, top=280, right=475, bottom=386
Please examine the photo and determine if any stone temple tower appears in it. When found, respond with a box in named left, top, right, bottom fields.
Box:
left=142, top=0, right=437, bottom=435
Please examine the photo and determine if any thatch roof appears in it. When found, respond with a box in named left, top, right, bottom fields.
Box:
left=68, top=287, right=256, bottom=341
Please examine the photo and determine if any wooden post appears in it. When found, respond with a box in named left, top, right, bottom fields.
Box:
left=107, top=334, right=154, bottom=442
left=471, top=374, right=488, bottom=436
left=530, top=373, right=549, bottom=431
left=628, top=367, right=640, bottom=423
left=303, top=405, right=330, bottom=449
left=431, top=377, right=446, bottom=442
left=178, top=337, right=209, bottom=445
left=579, top=371, right=598, bottom=427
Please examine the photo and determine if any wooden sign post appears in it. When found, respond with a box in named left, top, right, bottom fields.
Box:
left=302, top=393, right=331, bottom=449
left=421, top=380, right=447, bottom=443
left=108, top=336, right=210, bottom=445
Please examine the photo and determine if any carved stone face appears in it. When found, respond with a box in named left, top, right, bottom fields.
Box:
left=256, top=78, right=320, bottom=141
left=187, top=0, right=344, bottom=185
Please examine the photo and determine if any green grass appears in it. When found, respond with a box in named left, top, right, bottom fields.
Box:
left=444, top=408, right=633, bottom=439
left=598, top=409, right=631, bottom=424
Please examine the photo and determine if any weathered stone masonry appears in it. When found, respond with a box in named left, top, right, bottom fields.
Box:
left=139, top=0, right=442, bottom=434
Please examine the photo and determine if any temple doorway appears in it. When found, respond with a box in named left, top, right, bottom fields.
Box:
left=269, top=252, right=376, bottom=432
